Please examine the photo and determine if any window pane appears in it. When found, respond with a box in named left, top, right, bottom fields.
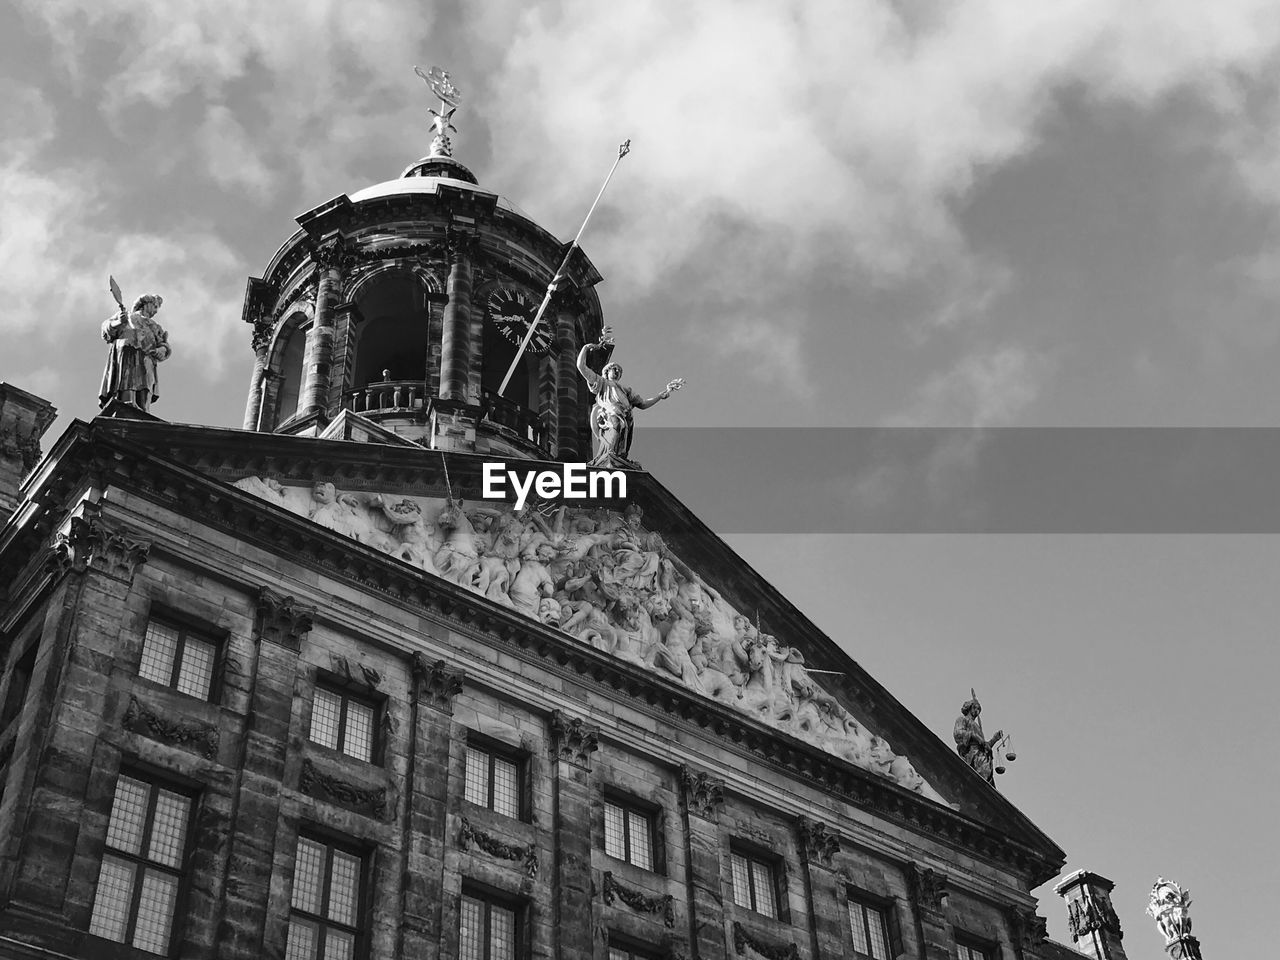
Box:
left=464, top=749, right=488, bottom=807
left=850, top=902, right=870, bottom=954
left=627, top=810, right=652, bottom=870
left=132, top=868, right=179, bottom=954
left=343, top=700, right=375, bottom=762
left=459, top=895, right=484, bottom=960
left=285, top=918, right=319, bottom=960
left=866, top=905, right=888, bottom=960
left=609, top=950, right=630, bottom=960
left=310, top=689, right=342, bottom=751
left=324, top=928, right=355, bottom=960
left=327, top=849, right=360, bottom=926
left=147, top=788, right=191, bottom=868
left=730, top=853, right=751, bottom=909
left=490, top=902, right=516, bottom=960
left=105, top=776, right=150, bottom=855
left=139, top=621, right=179, bottom=686
left=491, top=756, right=519, bottom=818
left=751, top=859, right=776, bottom=918
left=176, top=637, right=216, bottom=700
left=292, top=838, right=326, bottom=913
left=604, top=802, right=626, bottom=860
left=89, top=855, right=135, bottom=942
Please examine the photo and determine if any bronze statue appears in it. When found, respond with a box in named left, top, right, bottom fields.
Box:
left=576, top=325, right=683, bottom=467
left=953, top=691, right=1003, bottom=783
left=99, top=280, right=171, bottom=412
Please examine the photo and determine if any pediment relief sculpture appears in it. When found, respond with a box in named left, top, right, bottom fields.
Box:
left=232, top=476, right=945, bottom=802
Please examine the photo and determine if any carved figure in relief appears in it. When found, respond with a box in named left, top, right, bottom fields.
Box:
left=99, top=292, right=171, bottom=411
left=229, top=475, right=947, bottom=800
left=577, top=325, right=684, bottom=467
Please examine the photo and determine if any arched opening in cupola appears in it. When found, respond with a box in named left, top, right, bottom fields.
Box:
left=273, top=324, right=307, bottom=427
left=349, top=269, right=432, bottom=413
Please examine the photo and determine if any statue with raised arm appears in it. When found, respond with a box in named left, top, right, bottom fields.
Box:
left=576, top=325, right=684, bottom=468
left=953, top=690, right=1003, bottom=783
left=99, top=278, right=171, bottom=412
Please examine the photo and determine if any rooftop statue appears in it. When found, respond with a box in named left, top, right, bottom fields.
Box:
left=99, top=277, right=171, bottom=413
left=414, top=64, right=461, bottom=158
left=954, top=690, right=1003, bottom=783
left=577, top=325, right=684, bottom=468
left=1147, top=877, right=1193, bottom=945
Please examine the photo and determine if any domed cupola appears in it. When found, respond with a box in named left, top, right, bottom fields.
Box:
left=239, top=66, right=605, bottom=461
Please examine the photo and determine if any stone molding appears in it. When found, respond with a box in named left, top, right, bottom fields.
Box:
left=907, top=864, right=949, bottom=915
left=299, top=758, right=388, bottom=820
left=679, top=765, right=725, bottom=822
left=123, top=694, right=219, bottom=759
left=601, top=871, right=674, bottom=927
left=1067, top=893, right=1122, bottom=941
left=796, top=815, right=840, bottom=866
left=1007, top=906, right=1048, bottom=959
left=458, top=816, right=538, bottom=878
left=550, top=709, right=599, bottom=768
left=51, top=508, right=151, bottom=583
left=255, top=586, right=316, bottom=650
left=732, top=922, right=798, bottom=960
left=411, top=653, right=464, bottom=712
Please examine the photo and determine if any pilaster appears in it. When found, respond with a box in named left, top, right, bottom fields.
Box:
left=440, top=235, right=474, bottom=402
left=553, top=293, right=581, bottom=460
left=907, top=864, right=951, bottom=960
left=550, top=710, right=599, bottom=960
left=795, top=816, right=843, bottom=960
left=679, top=765, right=727, bottom=960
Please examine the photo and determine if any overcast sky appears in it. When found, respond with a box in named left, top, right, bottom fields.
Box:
left=2, top=1, right=1276, bottom=956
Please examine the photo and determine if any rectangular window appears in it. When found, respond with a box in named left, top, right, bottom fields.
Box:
left=309, top=686, right=377, bottom=763
left=460, top=891, right=519, bottom=960
left=957, top=943, right=992, bottom=960
left=608, top=941, right=661, bottom=960
left=730, top=849, right=779, bottom=919
left=848, top=896, right=891, bottom=960
left=603, top=798, right=655, bottom=870
left=88, top=773, right=193, bottom=955
left=463, top=742, right=522, bottom=819
left=286, top=835, right=363, bottom=960
left=138, top=618, right=217, bottom=701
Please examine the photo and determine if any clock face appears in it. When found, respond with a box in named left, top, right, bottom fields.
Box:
left=487, top=288, right=552, bottom=354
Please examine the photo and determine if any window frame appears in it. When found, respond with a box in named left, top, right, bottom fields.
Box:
left=462, top=735, right=526, bottom=821
left=602, top=792, right=660, bottom=873
left=955, top=935, right=995, bottom=960
left=729, top=843, right=783, bottom=920
left=286, top=831, right=367, bottom=960
left=308, top=681, right=381, bottom=765
left=136, top=613, right=222, bottom=703
left=606, top=932, right=664, bottom=960
left=459, top=885, right=525, bottom=960
left=846, top=889, right=898, bottom=960
left=88, top=770, right=198, bottom=956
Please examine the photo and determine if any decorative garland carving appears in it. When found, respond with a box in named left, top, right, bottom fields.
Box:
left=459, top=817, right=538, bottom=878
left=52, top=509, right=151, bottom=582
left=255, top=586, right=315, bottom=649
left=1067, top=892, right=1122, bottom=941
left=550, top=710, right=599, bottom=767
left=907, top=864, right=948, bottom=915
left=1007, top=906, right=1048, bottom=958
left=312, top=236, right=355, bottom=273
left=732, top=922, right=798, bottom=960
left=299, top=758, right=388, bottom=820
left=796, top=816, right=840, bottom=865
left=0, top=425, right=44, bottom=473
left=679, top=766, right=725, bottom=821
left=602, top=871, right=674, bottom=927
left=411, top=653, right=464, bottom=711
left=123, top=695, right=219, bottom=759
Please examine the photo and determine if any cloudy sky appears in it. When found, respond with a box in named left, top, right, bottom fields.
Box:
left=3, top=1, right=1276, bottom=955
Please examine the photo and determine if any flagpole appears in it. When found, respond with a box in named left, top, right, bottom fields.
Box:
left=496, top=139, right=631, bottom=397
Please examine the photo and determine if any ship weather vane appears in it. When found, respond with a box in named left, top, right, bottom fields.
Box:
left=415, top=65, right=462, bottom=158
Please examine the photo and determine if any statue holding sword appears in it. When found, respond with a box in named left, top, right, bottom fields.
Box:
left=98, top=276, right=171, bottom=412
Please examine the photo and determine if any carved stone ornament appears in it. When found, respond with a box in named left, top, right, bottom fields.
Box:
left=0, top=425, right=44, bottom=473
left=299, top=758, right=388, bottom=820
left=1146, top=877, right=1191, bottom=946
left=1067, top=890, right=1122, bottom=942
left=602, top=871, right=675, bottom=927
left=229, top=478, right=947, bottom=802
left=1007, top=906, right=1048, bottom=958
left=550, top=709, right=600, bottom=767
left=679, top=766, right=725, bottom=821
left=411, top=653, right=464, bottom=711
left=249, top=313, right=274, bottom=353
left=51, top=508, right=151, bottom=582
left=796, top=815, right=840, bottom=866
left=312, top=236, right=353, bottom=273
left=123, top=695, right=219, bottom=759
left=732, top=922, right=798, bottom=960
left=459, top=817, right=538, bottom=878
left=330, top=654, right=382, bottom=689
left=907, top=864, right=948, bottom=915
left=255, top=586, right=316, bottom=649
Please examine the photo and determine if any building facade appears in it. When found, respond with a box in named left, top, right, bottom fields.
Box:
left=0, top=112, right=1116, bottom=960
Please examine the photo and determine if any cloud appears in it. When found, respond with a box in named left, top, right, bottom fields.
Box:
left=691, top=316, right=814, bottom=402
left=891, top=345, right=1049, bottom=427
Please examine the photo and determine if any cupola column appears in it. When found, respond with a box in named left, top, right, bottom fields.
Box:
left=438, top=234, right=474, bottom=402
left=242, top=318, right=272, bottom=430
left=299, top=239, right=345, bottom=419
left=553, top=291, right=582, bottom=459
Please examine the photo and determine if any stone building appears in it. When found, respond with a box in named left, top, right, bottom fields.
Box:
left=0, top=96, right=1127, bottom=960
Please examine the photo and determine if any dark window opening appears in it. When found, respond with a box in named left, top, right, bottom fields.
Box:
left=351, top=272, right=431, bottom=390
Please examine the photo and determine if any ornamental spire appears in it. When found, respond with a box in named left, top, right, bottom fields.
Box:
left=1147, top=878, right=1202, bottom=959
left=414, top=65, right=462, bottom=158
